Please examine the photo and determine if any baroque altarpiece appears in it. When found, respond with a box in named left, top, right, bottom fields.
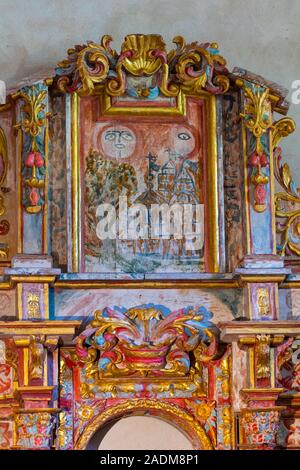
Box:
left=0, top=33, right=300, bottom=450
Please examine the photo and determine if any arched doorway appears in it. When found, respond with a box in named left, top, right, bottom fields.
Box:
left=88, top=416, right=194, bottom=450
left=75, top=399, right=213, bottom=450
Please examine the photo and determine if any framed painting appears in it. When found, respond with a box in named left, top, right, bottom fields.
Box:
left=60, top=34, right=228, bottom=275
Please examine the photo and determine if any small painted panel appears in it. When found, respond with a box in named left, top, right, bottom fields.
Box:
left=48, top=94, right=67, bottom=267
left=249, top=283, right=276, bottom=320
left=19, top=283, right=48, bottom=320
left=222, top=92, right=244, bottom=271
left=0, top=291, right=15, bottom=319
left=279, top=288, right=300, bottom=320
left=15, top=412, right=55, bottom=449
left=240, top=410, right=280, bottom=449
left=51, top=287, right=242, bottom=321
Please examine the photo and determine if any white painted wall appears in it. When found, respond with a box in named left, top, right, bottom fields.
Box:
left=0, top=0, right=300, bottom=174
left=97, top=416, right=193, bottom=450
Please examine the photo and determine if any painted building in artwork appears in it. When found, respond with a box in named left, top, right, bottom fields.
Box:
left=0, top=33, right=300, bottom=450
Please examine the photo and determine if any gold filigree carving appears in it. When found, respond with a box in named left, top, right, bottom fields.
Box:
left=57, top=35, right=113, bottom=95
left=243, top=86, right=272, bottom=145
left=75, top=399, right=213, bottom=450
left=56, top=411, right=72, bottom=450
left=274, top=142, right=300, bottom=256
left=18, top=90, right=47, bottom=137
left=219, top=406, right=232, bottom=447
left=27, top=292, right=41, bottom=320
left=257, top=288, right=270, bottom=317
left=55, top=34, right=229, bottom=98
left=175, top=42, right=229, bottom=95
left=74, top=306, right=217, bottom=398
left=29, top=336, right=45, bottom=381
left=255, top=334, right=271, bottom=379
left=217, top=353, right=231, bottom=400
left=77, top=404, right=94, bottom=422
left=272, top=117, right=296, bottom=149
left=15, top=85, right=48, bottom=214
left=241, top=82, right=272, bottom=213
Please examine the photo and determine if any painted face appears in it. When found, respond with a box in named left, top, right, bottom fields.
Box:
left=101, top=126, right=136, bottom=159
left=171, top=126, right=196, bottom=158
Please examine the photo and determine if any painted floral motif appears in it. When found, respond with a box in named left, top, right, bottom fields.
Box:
left=241, top=410, right=280, bottom=447
left=15, top=413, right=56, bottom=449
left=186, top=400, right=217, bottom=448
left=75, top=304, right=217, bottom=380
left=17, top=83, right=48, bottom=214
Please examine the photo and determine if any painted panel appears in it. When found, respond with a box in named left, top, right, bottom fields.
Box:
left=51, top=287, right=242, bottom=321
left=81, top=97, right=207, bottom=274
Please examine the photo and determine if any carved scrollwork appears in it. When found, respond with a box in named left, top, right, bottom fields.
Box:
left=272, top=117, right=300, bottom=257
left=274, top=145, right=300, bottom=256
left=74, top=399, right=214, bottom=450
left=255, top=334, right=271, bottom=379
left=272, top=117, right=296, bottom=149
left=15, top=84, right=49, bottom=214
left=55, top=34, right=229, bottom=98
left=56, top=35, right=114, bottom=95
left=72, top=305, right=218, bottom=397
left=241, top=82, right=273, bottom=213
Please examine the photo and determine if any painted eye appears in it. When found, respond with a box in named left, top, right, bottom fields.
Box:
left=121, top=132, right=133, bottom=141
left=105, top=131, right=117, bottom=141
left=178, top=132, right=191, bottom=140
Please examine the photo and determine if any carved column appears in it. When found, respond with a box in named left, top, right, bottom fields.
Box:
left=0, top=320, right=79, bottom=449
left=13, top=82, right=50, bottom=255
left=5, top=255, right=60, bottom=321
left=220, top=322, right=300, bottom=449
left=235, top=78, right=292, bottom=323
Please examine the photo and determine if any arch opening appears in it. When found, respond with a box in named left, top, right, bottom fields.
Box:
left=75, top=400, right=213, bottom=450
left=87, top=416, right=194, bottom=450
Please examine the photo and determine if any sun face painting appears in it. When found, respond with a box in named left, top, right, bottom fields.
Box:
left=82, top=97, right=207, bottom=274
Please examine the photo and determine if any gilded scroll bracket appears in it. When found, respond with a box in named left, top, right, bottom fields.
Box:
left=54, top=34, right=230, bottom=99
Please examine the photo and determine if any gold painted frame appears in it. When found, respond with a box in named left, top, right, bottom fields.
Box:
left=70, top=90, right=220, bottom=274
left=99, top=89, right=186, bottom=116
